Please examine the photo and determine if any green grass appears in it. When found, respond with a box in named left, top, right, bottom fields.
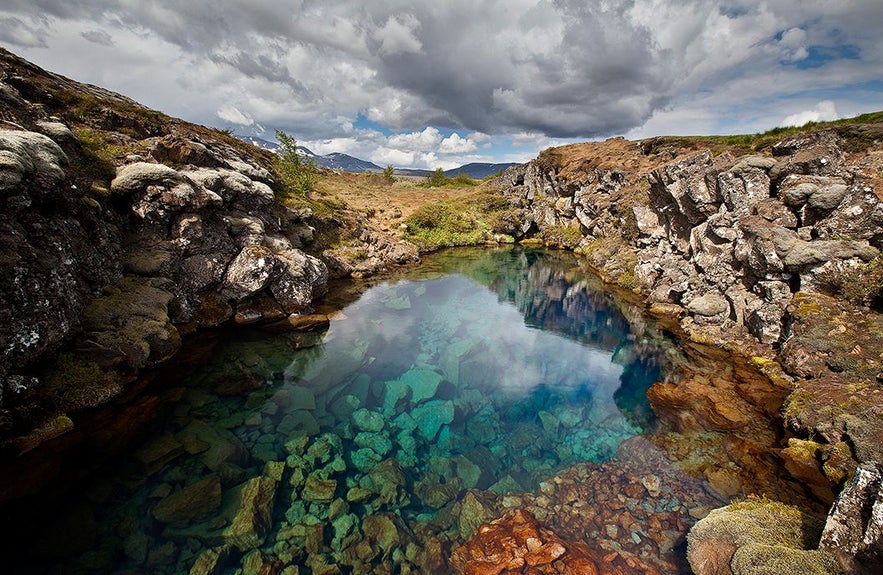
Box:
left=403, top=189, right=518, bottom=251
left=539, top=224, right=584, bottom=249
left=71, top=127, right=135, bottom=189
left=648, top=110, right=883, bottom=154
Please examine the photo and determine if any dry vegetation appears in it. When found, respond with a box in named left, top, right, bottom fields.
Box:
left=313, top=171, right=482, bottom=235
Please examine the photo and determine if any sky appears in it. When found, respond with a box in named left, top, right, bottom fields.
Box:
left=1, top=1, right=881, bottom=170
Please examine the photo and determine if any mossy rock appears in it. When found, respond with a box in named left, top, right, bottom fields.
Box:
left=732, top=544, right=841, bottom=575
left=79, top=276, right=181, bottom=370
left=42, top=353, right=122, bottom=412
left=687, top=496, right=840, bottom=575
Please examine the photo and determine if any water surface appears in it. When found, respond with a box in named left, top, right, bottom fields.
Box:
left=11, top=248, right=680, bottom=574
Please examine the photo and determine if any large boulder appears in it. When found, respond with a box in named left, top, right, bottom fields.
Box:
left=0, top=129, right=68, bottom=193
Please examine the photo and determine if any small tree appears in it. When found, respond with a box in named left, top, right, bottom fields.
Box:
left=427, top=167, right=448, bottom=187
left=383, top=164, right=395, bottom=182
left=274, top=130, right=316, bottom=198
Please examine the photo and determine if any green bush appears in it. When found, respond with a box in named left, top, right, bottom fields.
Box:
left=421, top=169, right=479, bottom=188
left=403, top=189, right=521, bottom=251
left=274, top=130, right=317, bottom=199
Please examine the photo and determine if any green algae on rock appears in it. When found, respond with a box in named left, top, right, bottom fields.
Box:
left=687, top=496, right=841, bottom=575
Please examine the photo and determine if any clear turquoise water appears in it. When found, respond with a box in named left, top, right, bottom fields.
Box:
left=8, top=247, right=676, bottom=574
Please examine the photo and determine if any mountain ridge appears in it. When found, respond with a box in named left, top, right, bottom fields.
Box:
left=236, top=135, right=517, bottom=177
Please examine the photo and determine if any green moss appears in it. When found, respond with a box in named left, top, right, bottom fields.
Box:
left=70, top=127, right=123, bottom=186
left=124, top=249, right=172, bottom=275
left=539, top=224, right=584, bottom=249
left=43, top=354, right=122, bottom=412
left=782, top=387, right=818, bottom=423
left=732, top=544, right=842, bottom=575
left=576, top=236, right=638, bottom=288
left=81, top=277, right=180, bottom=370
left=616, top=269, right=636, bottom=290
left=821, top=442, right=854, bottom=485
left=702, top=496, right=821, bottom=546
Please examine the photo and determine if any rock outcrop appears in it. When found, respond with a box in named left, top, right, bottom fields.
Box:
left=501, top=131, right=881, bottom=348
left=819, top=463, right=883, bottom=573
left=0, top=48, right=344, bottom=442
left=497, top=126, right=883, bottom=572
left=0, top=122, right=328, bottom=430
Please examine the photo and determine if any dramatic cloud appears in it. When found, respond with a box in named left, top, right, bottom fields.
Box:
left=0, top=1, right=881, bottom=167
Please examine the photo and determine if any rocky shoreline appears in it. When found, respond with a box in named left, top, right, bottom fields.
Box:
left=491, top=128, right=883, bottom=572
left=1, top=46, right=882, bottom=573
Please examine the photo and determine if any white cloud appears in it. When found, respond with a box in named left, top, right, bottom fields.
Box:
left=418, top=152, right=460, bottom=171
left=387, top=127, right=442, bottom=151
left=370, top=147, right=416, bottom=167
left=216, top=105, right=254, bottom=126
left=438, top=133, right=477, bottom=154
left=301, top=137, right=361, bottom=156
left=781, top=101, right=839, bottom=127
left=778, top=27, right=808, bottom=61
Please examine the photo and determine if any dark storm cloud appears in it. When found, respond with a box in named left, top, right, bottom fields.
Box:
left=0, top=0, right=881, bottom=141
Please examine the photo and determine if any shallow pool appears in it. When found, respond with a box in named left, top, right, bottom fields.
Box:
left=8, top=248, right=685, bottom=574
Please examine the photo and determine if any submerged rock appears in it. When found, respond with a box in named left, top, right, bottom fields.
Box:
left=457, top=490, right=502, bottom=540
left=411, top=400, right=455, bottom=441
left=303, top=473, right=338, bottom=502
left=451, top=509, right=606, bottom=575
left=351, top=408, right=385, bottom=433
left=178, top=420, right=249, bottom=471
left=223, top=475, right=278, bottom=552
left=152, top=475, right=222, bottom=525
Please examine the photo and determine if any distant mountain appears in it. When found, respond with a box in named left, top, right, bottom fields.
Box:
left=236, top=135, right=517, bottom=176
left=444, top=162, right=519, bottom=179
left=312, top=151, right=383, bottom=173
left=393, top=168, right=433, bottom=177
left=236, top=135, right=382, bottom=173
left=238, top=135, right=279, bottom=151
left=395, top=163, right=519, bottom=179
